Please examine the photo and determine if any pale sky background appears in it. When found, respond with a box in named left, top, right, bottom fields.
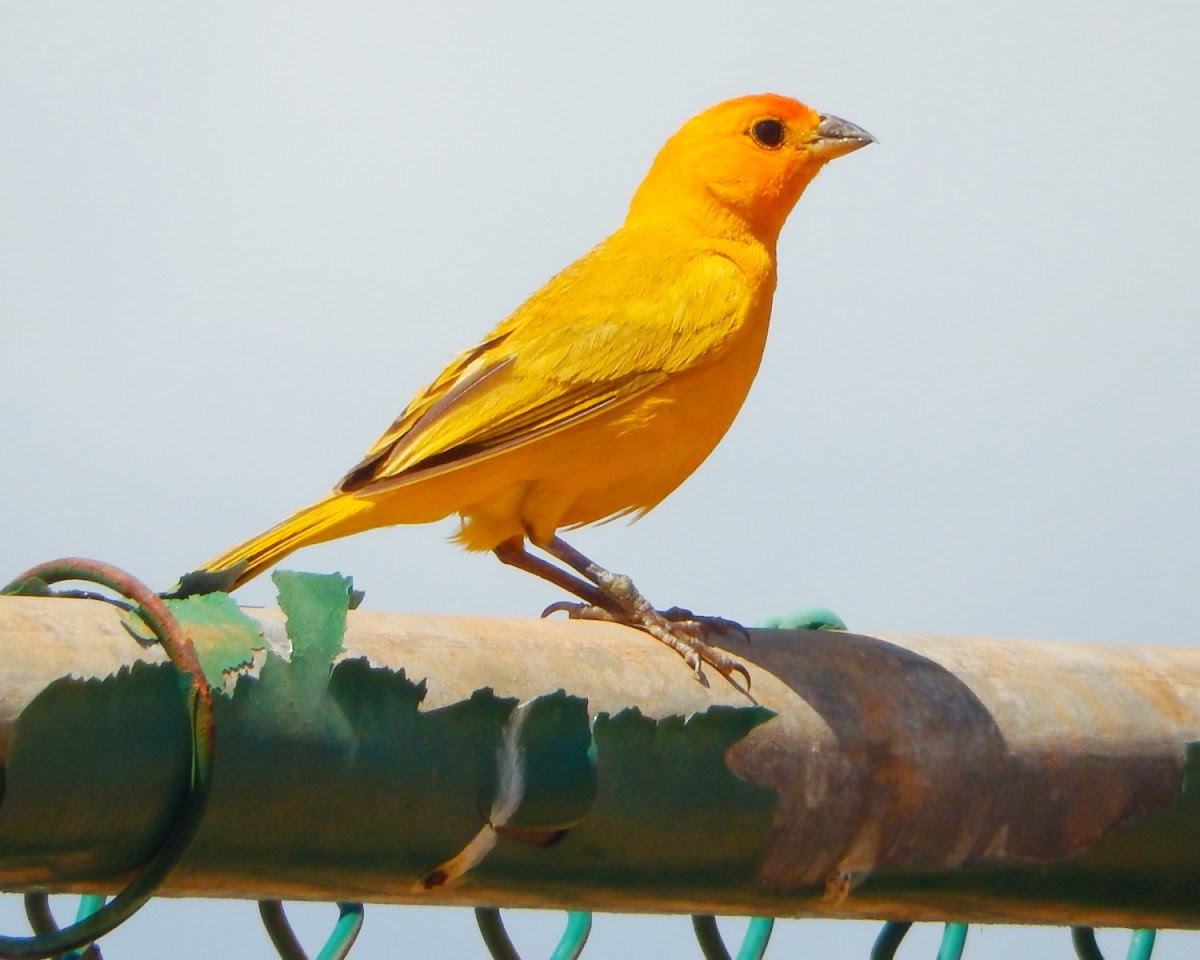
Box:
left=2, top=1, right=1199, bottom=958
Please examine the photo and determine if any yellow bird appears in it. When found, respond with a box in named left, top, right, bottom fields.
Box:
left=185, top=94, right=873, bottom=690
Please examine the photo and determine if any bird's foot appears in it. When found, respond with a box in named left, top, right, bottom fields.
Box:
left=659, top=606, right=751, bottom=644
left=542, top=600, right=753, bottom=698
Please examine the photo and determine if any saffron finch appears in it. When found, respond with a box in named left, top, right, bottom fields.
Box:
left=185, top=94, right=873, bottom=690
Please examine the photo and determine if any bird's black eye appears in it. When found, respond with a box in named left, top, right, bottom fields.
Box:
left=750, top=118, right=785, bottom=148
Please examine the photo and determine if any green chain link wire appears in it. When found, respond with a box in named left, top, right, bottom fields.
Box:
left=68, top=896, right=106, bottom=960
left=871, top=921, right=968, bottom=960
left=474, top=908, right=591, bottom=960
left=1071, top=927, right=1156, bottom=960
left=258, top=901, right=364, bottom=960
left=691, top=916, right=774, bottom=960
left=937, top=924, right=968, bottom=960
left=870, top=921, right=910, bottom=960
left=756, top=606, right=848, bottom=632
left=0, top=558, right=216, bottom=960
left=22, top=896, right=106, bottom=960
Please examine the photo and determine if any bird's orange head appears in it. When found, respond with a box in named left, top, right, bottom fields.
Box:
left=627, top=94, right=873, bottom=245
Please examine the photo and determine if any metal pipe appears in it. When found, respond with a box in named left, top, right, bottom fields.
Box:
left=1, top=581, right=1198, bottom=928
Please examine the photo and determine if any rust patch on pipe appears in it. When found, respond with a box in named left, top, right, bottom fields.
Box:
left=728, top=630, right=1188, bottom=890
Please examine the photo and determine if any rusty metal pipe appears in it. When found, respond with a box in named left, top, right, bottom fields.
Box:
left=0, top=585, right=1197, bottom=928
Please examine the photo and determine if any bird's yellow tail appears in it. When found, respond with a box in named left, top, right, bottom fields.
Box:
left=186, top=494, right=373, bottom=594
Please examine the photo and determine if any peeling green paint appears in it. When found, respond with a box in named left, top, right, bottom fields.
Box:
left=162, top=592, right=265, bottom=685
left=274, top=571, right=353, bottom=681
left=0, top=577, right=54, bottom=598
left=469, top=704, right=778, bottom=901
left=0, top=572, right=782, bottom=902
left=576, top=706, right=776, bottom=889
left=501, top=691, right=595, bottom=832
left=0, top=663, right=190, bottom=880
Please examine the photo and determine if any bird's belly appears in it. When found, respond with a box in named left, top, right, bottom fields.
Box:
left=545, top=364, right=746, bottom=525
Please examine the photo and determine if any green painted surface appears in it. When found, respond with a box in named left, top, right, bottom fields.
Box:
left=589, top=705, right=776, bottom=888
left=483, top=705, right=777, bottom=898
left=0, top=577, right=54, bottom=597
left=274, top=570, right=353, bottom=684
left=502, top=691, right=595, bottom=832
left=192, top=571, right=517, bottom=883
left=756, top=606, right=847, bottom=631
left=0, top=662, right=190, bottom=878
left=162, top=592, right=265, bottom=684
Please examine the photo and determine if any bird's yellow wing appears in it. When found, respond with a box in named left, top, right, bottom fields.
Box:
left=338, top=242, right=752, bottom=496
left=337, top=328, right=668, bottom=495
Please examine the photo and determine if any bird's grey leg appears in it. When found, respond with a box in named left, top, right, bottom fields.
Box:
left=493, top=537, right=623, bottom=618
left=531, top=534, right=752, bottom=696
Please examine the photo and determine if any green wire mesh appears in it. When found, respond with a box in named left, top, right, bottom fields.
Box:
left=871, top=921, right=969, bottom=960
left=258, top=901, right=364, bottom=960
left=1071, top=927, right=1156, bottom=960
left=691, top=916, right=774, bottom=960
left=475, top=908, right=592, bottom=960
left=22, top=896, right=106, bottom=960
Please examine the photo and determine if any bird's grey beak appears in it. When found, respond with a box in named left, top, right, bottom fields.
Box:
left=811, top=113, right=875, bottom=159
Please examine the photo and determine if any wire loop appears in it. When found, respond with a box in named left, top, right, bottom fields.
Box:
left=258, top=901, right=364, bottom=960
left=22, top=895, right=106, bottom=960
left=1071, top=927, right=1157, bottom=960
left=871, top=921, right=968, bottom=960
left=691, top=915, right=775, bottom=960
left=0, top=558, right=216, bottom=960
left=474, top=908, right=591, bottom=960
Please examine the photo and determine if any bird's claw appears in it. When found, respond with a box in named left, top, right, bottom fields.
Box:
left=543, top=598, right=753, bottom=700
left=541, top=600, right=615, bottom=621
left=659, top=606, right=751, bottom=644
